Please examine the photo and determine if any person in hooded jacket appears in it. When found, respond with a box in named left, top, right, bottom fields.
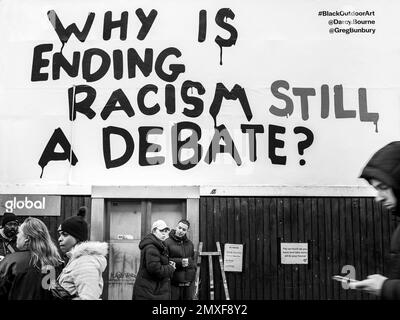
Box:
left=164, top=219, right=196, bottom=300
left=57, top=207, right=108, bottom=300
left=0, top=217, right=63, bottom=300
left=350, top=141, right=400, bottom=299
left=132, top=219, right=176, bottom=300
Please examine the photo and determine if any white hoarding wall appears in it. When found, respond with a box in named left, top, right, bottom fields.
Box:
left=0, top=0, right=399, bottom=193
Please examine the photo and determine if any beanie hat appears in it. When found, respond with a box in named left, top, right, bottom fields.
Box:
left=60, top=207, right=88, bottom=242
left=2, top=212, right=18, bottom=227
left=360, top=141, right=400, bottom=214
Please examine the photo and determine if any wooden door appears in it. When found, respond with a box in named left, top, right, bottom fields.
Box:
left=106, top=199, right=186, bottom=300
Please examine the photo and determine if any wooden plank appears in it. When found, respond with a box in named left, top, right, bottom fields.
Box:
left=193, top=242, right=203, bottom=300
left=84, top=196, right=92, bottom=227
left=345, top=198, right=357, bottom=300
left=213, top=199, right=221, bottom=299
left=324, top=198, right=333, bottom=299
left=373, top=199, right=384, bottom=275
left=297, top=197, right=306, bottom=300
left=331, top=198, right=340, bottom=300
left=209, top=255, right=214, bottom=300
left=311, top=198, right=320, bottom=300
left=216, top=242, right=230, bottom=300
left=219, top=197, right=228, bottom=299
left=366, top=197, right=375, bottom=300
left=263, top=198, right=272, bottom=300
left=255, top=198, right=264, bottom=299
left=200, top=252, right=220, bottom=256
left=317, top=198, right=326, bottom=300
left=226, top=198, right=235, bottom=298
left=248, top=197, right=257, bottom=300
left=199, top=198, right=208, bottom=300
left=351, top=198, right=362, bottom=300
left=206, top=198, right=214, bottom=252
left=291, top=198, right=299, bottom=300
left=304, top=198, right=312, bottom=300
left=220, top=198, right=228, bottom=245
left=380, top=199, right=390, bottom=277
left=358, top=197, right=368, bottom=300
left=269, top=198, right=278, bottom=299
left=234, top=198, right=242, bottom=299
left=283, top=198, right=292, bottom=300
left=241, top=198, right=250, bottom=299
left=277, top=198, right=285, bottom=300
left=338, top=198, right=347, bottom=300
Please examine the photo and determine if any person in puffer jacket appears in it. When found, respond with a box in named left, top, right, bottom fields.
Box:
left=132, top=220, right=175, bottom=300
left=164, top=219, right=196, bottom=300
left=350, top=141, right=400, bottom=299
left=57, top=207, right=108, bottom=300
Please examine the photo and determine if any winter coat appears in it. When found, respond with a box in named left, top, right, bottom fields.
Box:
left=58, top=241, right=108, bottom=300
left=360, top=141, right=400, bottom=299
left=132, top=233, right=175, bottom=300
left=0, top=250, right=57, bottom=300
left=164, top=229, right=196, bottom=285
left=0, top=230, right=18, bottom=259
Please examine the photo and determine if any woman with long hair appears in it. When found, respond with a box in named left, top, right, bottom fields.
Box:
left=0, top=217, right=62, bottom=300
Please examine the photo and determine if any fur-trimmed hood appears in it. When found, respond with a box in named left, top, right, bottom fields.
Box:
left=68, top=241, right=108, bottom=260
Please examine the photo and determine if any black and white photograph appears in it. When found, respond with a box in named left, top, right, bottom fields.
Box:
left=0, top=0, right=399, bottom=316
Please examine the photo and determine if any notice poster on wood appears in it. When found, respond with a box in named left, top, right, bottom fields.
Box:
left=223, top=243, right=243, bottom=272
left=281, top=242, right=308, bottom=264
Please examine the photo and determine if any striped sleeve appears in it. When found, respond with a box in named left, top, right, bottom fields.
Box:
left=71, top=256, right=103, bottom=300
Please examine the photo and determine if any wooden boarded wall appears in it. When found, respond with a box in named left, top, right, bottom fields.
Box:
left=199, top=197, right=400, bottom=300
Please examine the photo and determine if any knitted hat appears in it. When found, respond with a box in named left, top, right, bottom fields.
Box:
left=60, top=207, right=88, bottom=241
left=2, top=212, right=18, bottom=227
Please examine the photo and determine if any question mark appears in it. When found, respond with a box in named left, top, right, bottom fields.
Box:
left=341, top=265, right=356, bottom=290
left=293, top=126, right=314, bottom=166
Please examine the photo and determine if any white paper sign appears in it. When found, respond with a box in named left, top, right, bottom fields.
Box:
left=281, top=243, right=308, bottom=264
left=223, top=243, right=243, bottom=272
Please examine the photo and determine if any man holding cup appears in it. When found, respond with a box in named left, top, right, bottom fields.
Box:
left=165, top=219, right=196, bottom=300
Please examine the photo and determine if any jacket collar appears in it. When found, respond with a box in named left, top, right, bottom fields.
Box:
left=67, top=241, right=108, bottom=260
left=169, top=229, right=188, bottom=242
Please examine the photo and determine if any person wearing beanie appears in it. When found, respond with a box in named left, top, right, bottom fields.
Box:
left=57, top=207, right=108, bottom=300
left=349, top=141, right=400, bottom=299
left=0, top=212, right=19, bottom=261
left=132, top=220, right=176, bottom=300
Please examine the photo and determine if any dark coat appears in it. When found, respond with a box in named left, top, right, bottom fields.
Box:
left=164, top=229, right=196, bottom=285
left=360, top=141, right=400, bottom=299
left=132, top=233, right=175, bottom=300
left=0, top=250, right=55, bottom=300
left=0, top=232, right=18, bottom=258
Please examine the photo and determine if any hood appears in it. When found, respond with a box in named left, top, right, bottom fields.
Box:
left=69, top=241, right=108, bottom=260
left=139, top=233, right=166, bottom=251
left=169, top=229, right=188, bottom=242
left=360, top=141, right=400, bottom=214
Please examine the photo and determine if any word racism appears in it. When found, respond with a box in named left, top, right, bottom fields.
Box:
left=30, top=9, right=380, bottom=177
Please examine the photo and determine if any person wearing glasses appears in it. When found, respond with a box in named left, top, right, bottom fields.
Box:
left=132, top=220, right=176, bottom=300
left=0, top=212, right=19, bottom=262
